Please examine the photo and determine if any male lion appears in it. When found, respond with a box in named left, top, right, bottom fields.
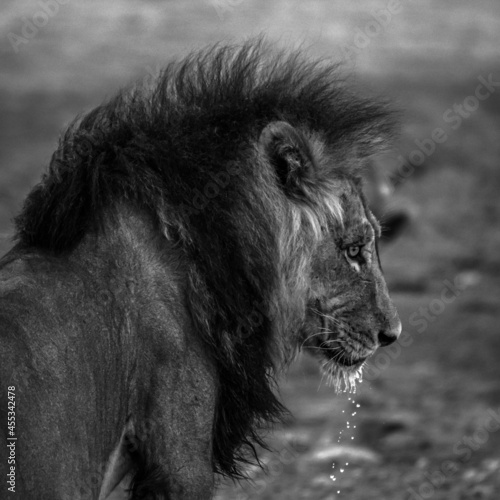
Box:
left=0, top=40, right=401, bottom=499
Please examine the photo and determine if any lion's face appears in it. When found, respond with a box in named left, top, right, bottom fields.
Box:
left=301, top=178, right=401, bottom=388
left=258, top=119, right=400, bottom=391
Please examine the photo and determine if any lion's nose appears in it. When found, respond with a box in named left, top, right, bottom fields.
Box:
left=378, top=318, right=402, bottom=347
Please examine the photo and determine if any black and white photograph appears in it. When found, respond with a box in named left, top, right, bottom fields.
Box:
left=0, top=1, right=499, bottom=499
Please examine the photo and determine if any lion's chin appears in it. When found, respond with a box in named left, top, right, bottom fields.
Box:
left=321, top=358, right=365, bottom=394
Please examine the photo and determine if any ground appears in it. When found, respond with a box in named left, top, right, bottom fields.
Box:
left=1, top=1, right=499, bottom=499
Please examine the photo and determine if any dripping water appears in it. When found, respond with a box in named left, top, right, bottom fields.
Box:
left=329, top=396, right=361, bottom=496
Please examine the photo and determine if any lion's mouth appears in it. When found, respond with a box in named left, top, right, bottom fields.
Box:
left=328, top=350, right=367, bottom=367
left=318, top=340, right=370, bottom=368
left=320, top=355, right=365, bottom=394
left=302, top=332, right=369, bottom=393
left=301, top=308, right=375, bottom=382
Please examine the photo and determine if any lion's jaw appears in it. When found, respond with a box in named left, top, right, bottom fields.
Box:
left=300, top=309, right=372, bottom=393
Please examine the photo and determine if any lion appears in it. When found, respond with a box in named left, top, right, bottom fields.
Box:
left=0, top=40, right=401, bottom=499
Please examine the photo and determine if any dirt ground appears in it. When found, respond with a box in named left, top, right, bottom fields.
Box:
left=1, top=1, right=499, bottom=499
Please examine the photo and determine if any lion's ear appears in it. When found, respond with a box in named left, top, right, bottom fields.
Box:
left=259, top=121, right=317, bottom=196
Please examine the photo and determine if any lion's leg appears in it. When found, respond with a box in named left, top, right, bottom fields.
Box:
left=128, top=357, right=217, bottom=500
left=128, top=415, right=215, bottom=500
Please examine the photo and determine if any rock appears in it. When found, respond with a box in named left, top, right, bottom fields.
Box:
left=308, top=444, right=381, bottom=465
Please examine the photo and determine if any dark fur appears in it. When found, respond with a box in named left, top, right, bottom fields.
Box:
left=13, top=39, right=393, bottom=481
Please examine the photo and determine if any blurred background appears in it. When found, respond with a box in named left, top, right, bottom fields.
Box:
left=1, top=1, right=500, bottom=498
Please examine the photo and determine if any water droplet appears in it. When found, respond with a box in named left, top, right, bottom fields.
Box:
left=340, top=468, right=344, bottom=473
left=330, top=476, right=336, bottom=481
left=337, top=490, right=340, bottom=494
left=356, top=404, right=360, bottom=408
left=351, top=436, right=354, bottom=440
left=346, top=462, right=349, bottom=466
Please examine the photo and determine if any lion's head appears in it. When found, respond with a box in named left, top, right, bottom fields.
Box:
left=258, top=120, right=401, bottom=394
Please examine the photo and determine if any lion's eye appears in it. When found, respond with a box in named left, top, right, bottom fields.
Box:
left=344, top=245, right=366, bottom=272
left=346, top=246, right=361, bottom=259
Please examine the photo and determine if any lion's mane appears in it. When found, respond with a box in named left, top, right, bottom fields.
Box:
left=14, top=40, right=393, bottom=477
